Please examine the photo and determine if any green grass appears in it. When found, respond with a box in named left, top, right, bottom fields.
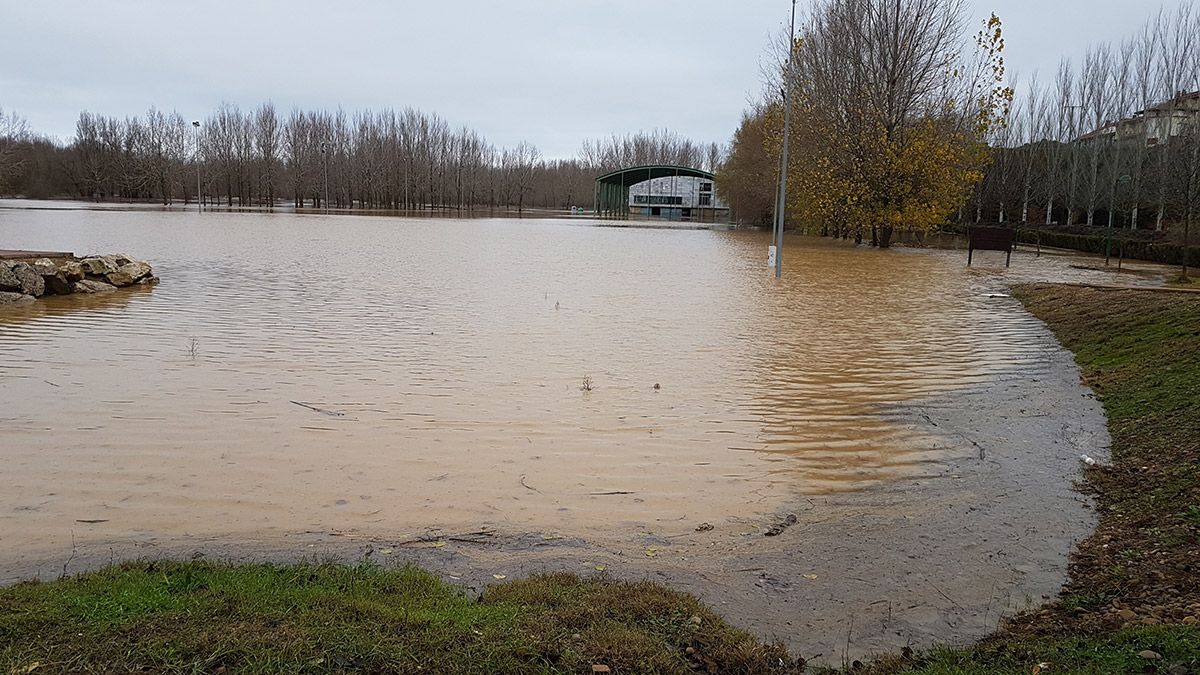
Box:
left=0, top=562, right=796, bottom=674
left=850, top=626, right=1200, bottom=674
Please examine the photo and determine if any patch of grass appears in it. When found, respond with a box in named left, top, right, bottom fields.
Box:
left=0, top=562, right=797, bottom=674
left=849, top=626, right=1200, bottom=674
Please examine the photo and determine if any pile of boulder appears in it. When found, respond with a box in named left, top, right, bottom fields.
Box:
left=0, top=254, right=158, bottom=304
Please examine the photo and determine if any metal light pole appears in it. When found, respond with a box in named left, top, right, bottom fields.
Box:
left=771, top=0, right=797, bottom=279
left=321, top=142, right=329, bottom=213
left=192, top=120, right=201, bottom=213
left=1108, top=174, right=1132, bottom=266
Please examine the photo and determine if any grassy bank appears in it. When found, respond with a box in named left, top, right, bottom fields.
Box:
left=857, top=284, right=1200, bottom=674
left=0, top=562, right=797, bottom=674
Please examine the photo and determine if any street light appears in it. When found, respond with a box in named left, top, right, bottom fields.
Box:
left=321, top=142, right=329, bottom=213
left=771, top=0, right=797, bottom=279
left=192, top=120, right=201, bottom=213
left=1108, top=174, right=1132, bottom=266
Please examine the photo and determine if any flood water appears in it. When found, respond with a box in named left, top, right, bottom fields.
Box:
left=0, top=205, right=1164, bottom=580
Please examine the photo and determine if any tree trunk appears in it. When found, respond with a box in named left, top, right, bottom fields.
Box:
left=878, top=226, right=894, bottom=248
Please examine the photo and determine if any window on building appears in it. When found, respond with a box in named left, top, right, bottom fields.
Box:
left=633, top=195, right=684, bottom=205
left=699, top=182, right=713, bottom=192
left=699, top=194, right=712, bottom=206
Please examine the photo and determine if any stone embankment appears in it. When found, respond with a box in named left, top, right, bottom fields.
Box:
left=0, top=254, right=157, bottom=304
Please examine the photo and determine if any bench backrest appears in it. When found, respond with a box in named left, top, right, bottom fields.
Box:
left=968, top=226, right=1014, bottom=252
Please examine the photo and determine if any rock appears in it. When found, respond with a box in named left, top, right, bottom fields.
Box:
left=689, top=615, right=702, bottom=626
left=0, top=261, right=19, bottom=292
left=1139, top=650, right=1163, bottom=660
left=1167, top=664, right=1189, bottom=675
left=1117, top=609, right=1138, bottom=622
left=764, top=513, right=799, bottom=536
left=43, top=273, right=73, bottom=295
left=11, top=262, right=45, bottom=297
left=30, top=259, right=71, bottom=295
left=105, top=270, right=135, bottom=287
left=0, top=291, right=35, bottom=304
left=59, top=260, right=84, bottom=282
left=72, top=279, right=117, bottom=294
left=117, top=260, right=152, bottom=282
left=136, top=275, right=160, bottom=285
left=1182, top=616, right=1198, bottom=625
left=106, top=260, right=152, bottom=287
left=32, top=258, right=59, bottom=276
left=80, top=256, right=118, bottom=276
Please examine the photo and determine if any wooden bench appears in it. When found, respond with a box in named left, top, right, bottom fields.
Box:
left=967, top=227, right=1014, bottom=267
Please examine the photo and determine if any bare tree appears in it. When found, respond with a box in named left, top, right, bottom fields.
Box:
left=0, top=107, right=30, bottom=195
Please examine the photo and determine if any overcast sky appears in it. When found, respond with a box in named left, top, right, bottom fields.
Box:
left=0, top=0, right=1176, bottom=158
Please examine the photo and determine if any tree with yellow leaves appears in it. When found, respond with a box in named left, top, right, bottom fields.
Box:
left=720, top=1, right=1012, bottom=246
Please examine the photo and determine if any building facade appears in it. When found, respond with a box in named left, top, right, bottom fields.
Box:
left=626, top=175, right=729, bottom=221
left=1079, top=90, right=1200, bottom=145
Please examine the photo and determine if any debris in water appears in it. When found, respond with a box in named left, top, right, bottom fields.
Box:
left=764, top=513, right=798, bottom=536
left=290, top=400, right=345, bottom=417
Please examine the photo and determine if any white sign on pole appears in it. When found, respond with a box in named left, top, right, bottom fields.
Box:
left=767, top=245, right=777, bottom=269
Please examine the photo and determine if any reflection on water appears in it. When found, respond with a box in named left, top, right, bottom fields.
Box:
left=0, top=208, right=1167, bottom=554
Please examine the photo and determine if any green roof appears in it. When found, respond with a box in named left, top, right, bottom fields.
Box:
left=594, top=165, right=714, bottom=187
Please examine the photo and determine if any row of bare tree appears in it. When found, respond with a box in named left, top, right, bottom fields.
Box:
left=0, top=104, right=721, bottom=213
left=974, top=1, right=1200, bottom=240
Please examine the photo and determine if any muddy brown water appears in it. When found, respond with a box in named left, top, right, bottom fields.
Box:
left=0, top=204, right=1171, bottom=661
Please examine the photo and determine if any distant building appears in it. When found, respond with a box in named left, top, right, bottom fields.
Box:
left=1079, top=90, right=1200, bottom=145
left=627, top=175, right=728, bottom=220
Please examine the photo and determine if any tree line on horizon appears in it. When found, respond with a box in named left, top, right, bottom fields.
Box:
left=0, top=106, right=722, bottom=213
left=716, top=0, right=1199, bottom=262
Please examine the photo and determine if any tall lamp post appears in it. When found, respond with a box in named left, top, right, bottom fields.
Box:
left=771, top=0, right=797, bottom=279
left=1108, top=174, right=1132, bottom=266
left=321, top=142, right=329, bottom=213
left=192, top=120, right=201, bottom=213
